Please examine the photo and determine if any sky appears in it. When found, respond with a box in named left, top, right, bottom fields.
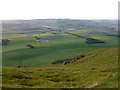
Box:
left=0, top=0, right=119, bottom=20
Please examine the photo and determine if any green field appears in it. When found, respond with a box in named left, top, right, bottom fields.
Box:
left=1, top=19, right=119, bottom=88
left=3, top=30, right=118, bottom=67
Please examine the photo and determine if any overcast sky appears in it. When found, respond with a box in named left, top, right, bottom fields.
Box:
left=0, top=0, right=119, bottom=20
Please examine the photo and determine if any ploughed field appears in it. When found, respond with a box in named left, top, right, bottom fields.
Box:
left=2, top=19, right=118, bottom=67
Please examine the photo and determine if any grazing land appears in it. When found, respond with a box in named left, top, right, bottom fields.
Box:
left=1, top=19, right=119, bottom=88
left=2, top=19, right=118, bottom=67
left=2, top=47, right=119, bottom=88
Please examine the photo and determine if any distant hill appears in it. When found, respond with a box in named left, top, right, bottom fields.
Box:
left=2, top=19, right=118, bottom=31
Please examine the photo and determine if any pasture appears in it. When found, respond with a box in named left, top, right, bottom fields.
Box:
left=2, top=28, right=118, bottom=67
left=2, top=47, right=118, bottom=88
left=2, top=19, right=119, bottom=88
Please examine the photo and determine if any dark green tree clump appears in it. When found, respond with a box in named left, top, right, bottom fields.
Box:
left=2, top=39, right=10, bottom=45
left=86, top=38, right=105, bottom=44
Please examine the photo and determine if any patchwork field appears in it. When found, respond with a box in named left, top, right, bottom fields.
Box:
left=2, top=30, right=118, bottom=67
left=1, top=19, right=119, bottom=88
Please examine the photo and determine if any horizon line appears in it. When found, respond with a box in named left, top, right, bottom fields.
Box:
left=1, top=18, right=118, bottom=21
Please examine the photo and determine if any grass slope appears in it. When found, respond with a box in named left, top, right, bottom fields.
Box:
left=2, top=47, right=118, bottom=88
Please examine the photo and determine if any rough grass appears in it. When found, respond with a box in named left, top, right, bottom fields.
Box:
left=2, top=47, right=118, bottom=88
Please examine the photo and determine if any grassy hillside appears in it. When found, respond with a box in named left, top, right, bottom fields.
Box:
left=2, top=46, right=118, bottom=88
